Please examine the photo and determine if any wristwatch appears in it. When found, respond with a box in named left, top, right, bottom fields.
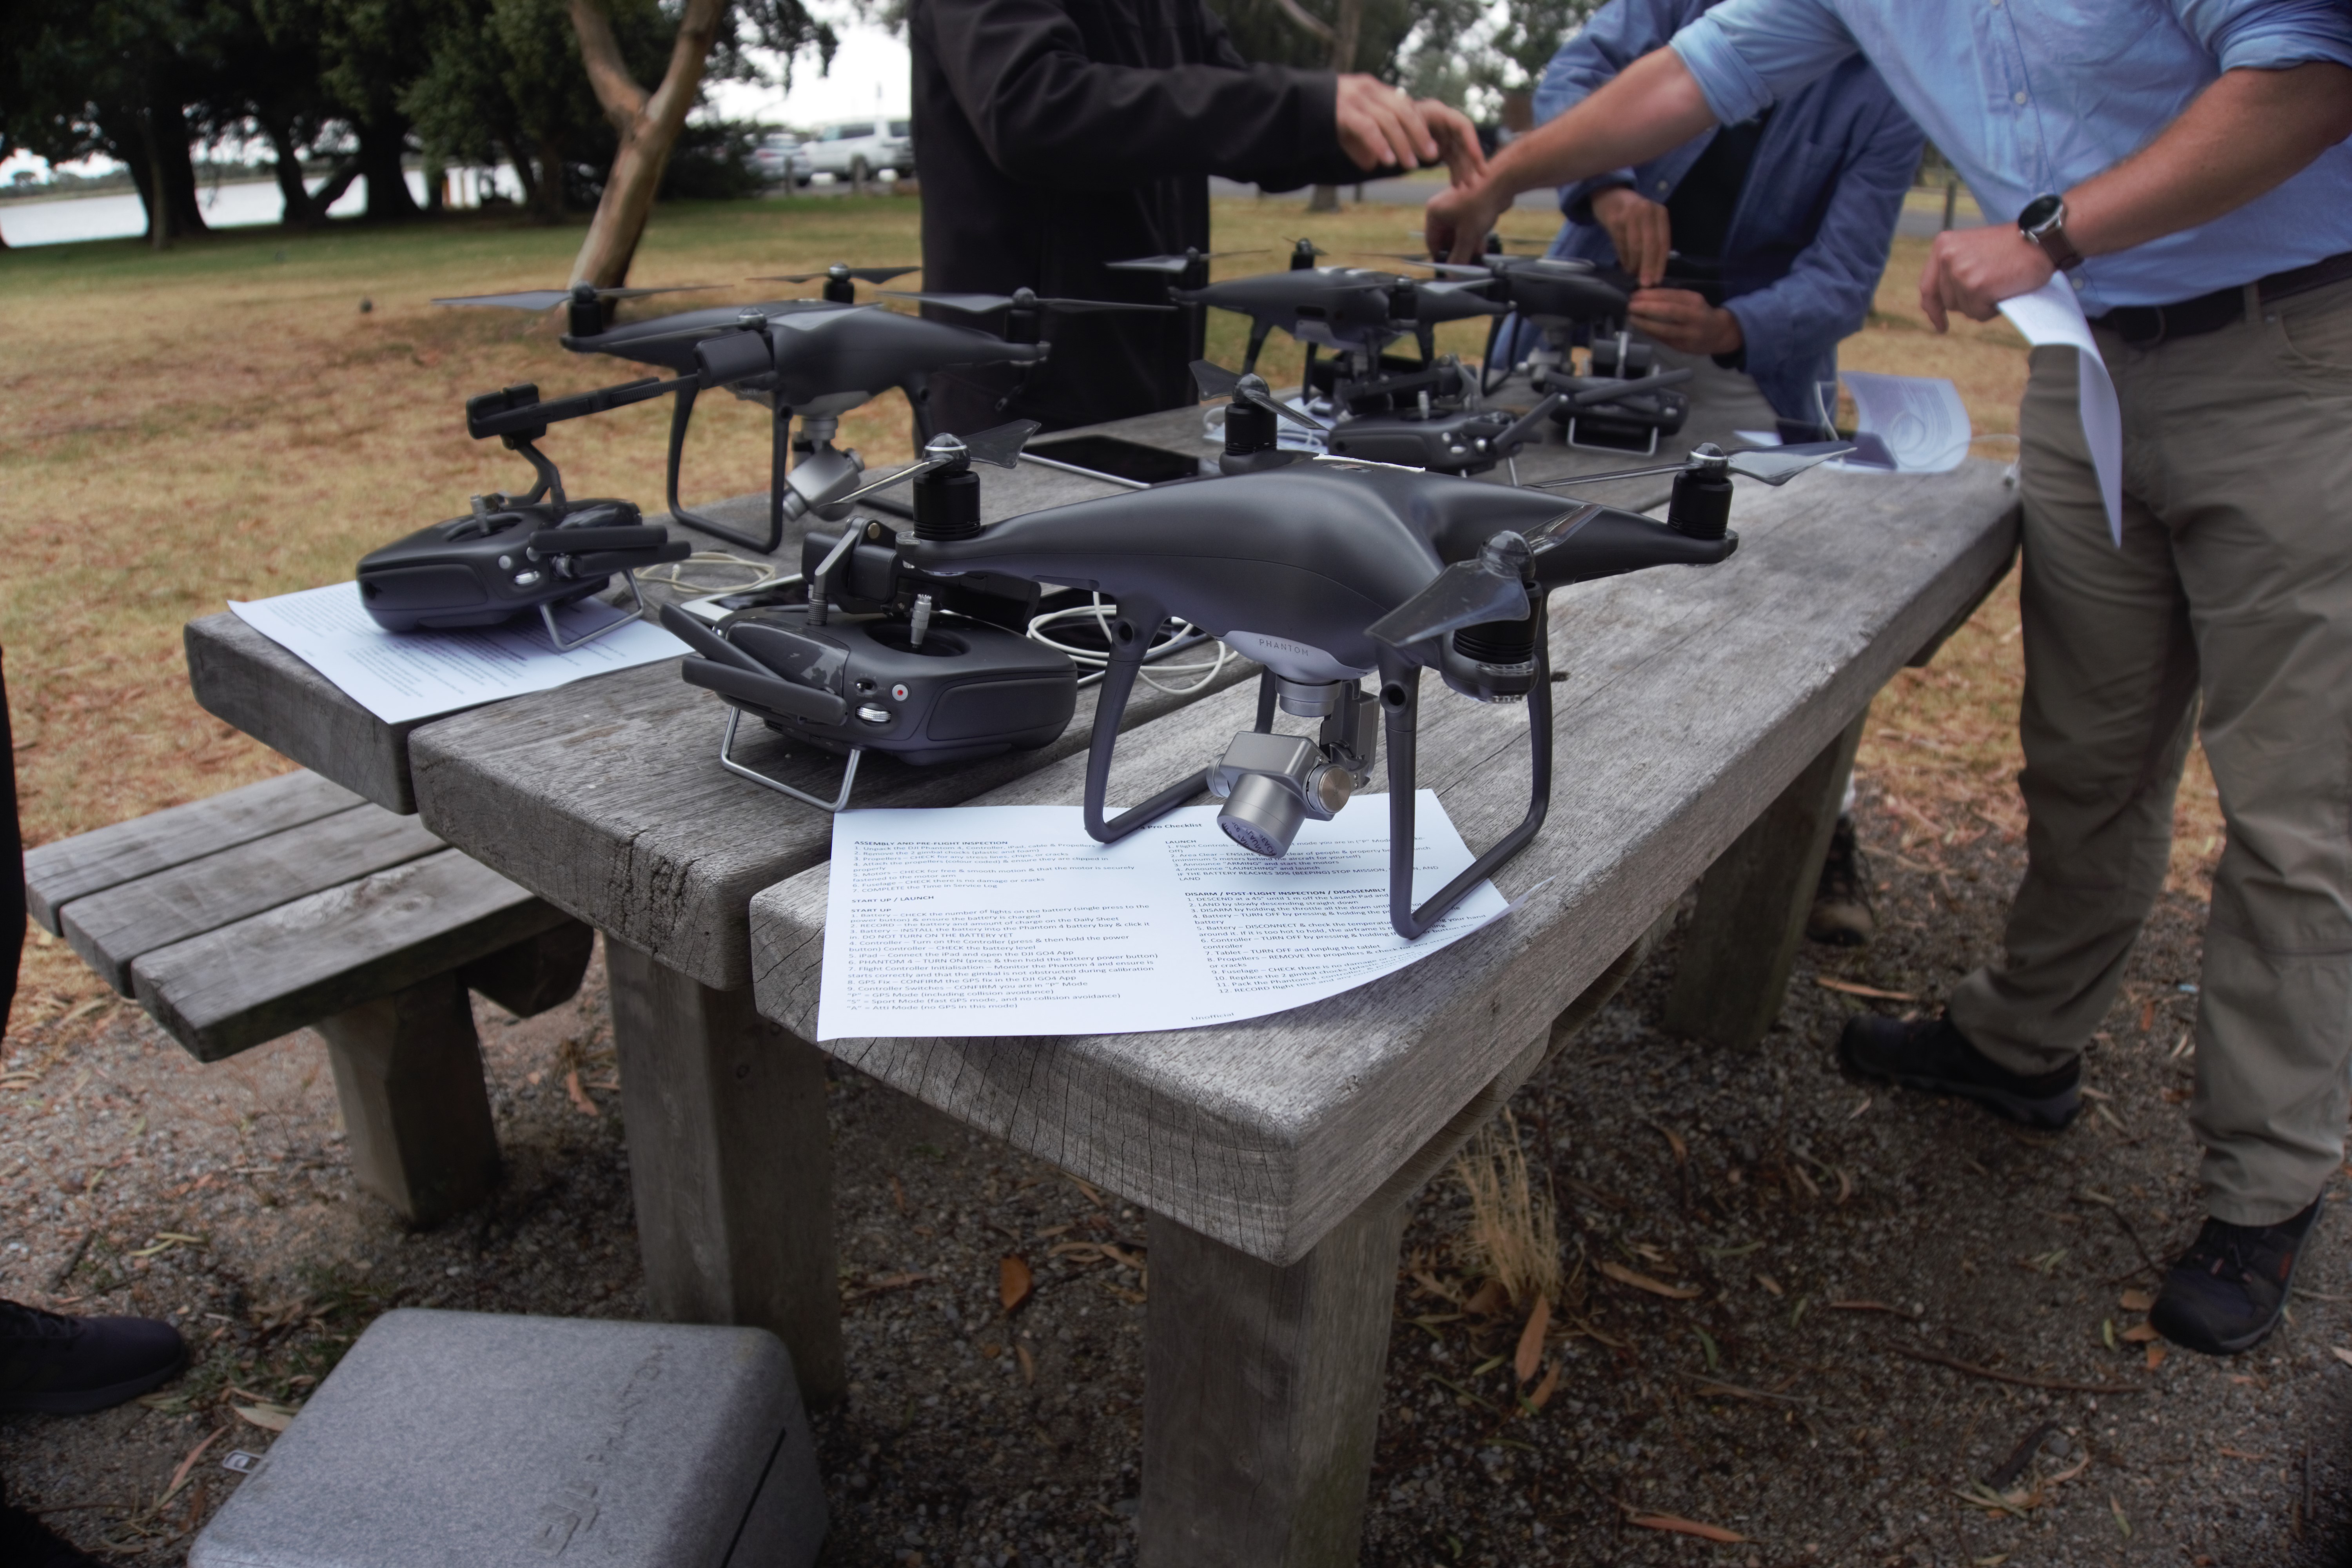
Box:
left=2018, top=193, right=2083, bottom=272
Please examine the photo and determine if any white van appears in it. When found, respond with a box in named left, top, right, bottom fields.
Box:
left=800, top=120, right=915, bottom=185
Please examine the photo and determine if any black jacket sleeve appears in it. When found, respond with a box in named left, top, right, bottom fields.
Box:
left=917, top=0, right=1367, bottom=191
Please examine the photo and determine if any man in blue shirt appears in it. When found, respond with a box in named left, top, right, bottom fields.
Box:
left=1525, top=0, right=1922, bottom=438
left=1428, top=1, right=2352, bottom=1359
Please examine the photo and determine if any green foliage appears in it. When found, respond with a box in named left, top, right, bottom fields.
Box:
left=1201, top=0, right=1602, bottom=109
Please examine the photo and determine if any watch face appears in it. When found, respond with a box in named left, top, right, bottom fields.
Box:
left=2019, top=193, right=2062, bottom=233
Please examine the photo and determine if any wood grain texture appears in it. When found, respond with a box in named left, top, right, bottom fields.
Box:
left=22, top=769, right=362, bottom=933
left=131, top=848, right=570, bottom=1062
left=748, top=464, right=2022, bottom=1263
left=409, top=637, right=1258, bottom=995
left=60, top=805, right=445, bottom=995
left=185, top=615, right=429, bottom=814
left=605, top=940, right=844, bottom=1407
left=1664, top=711, right=1865, bottom=1049
left=317, top=973, right=502, bottom=1225
left=1140, top=1200, right=1408, bottom=1568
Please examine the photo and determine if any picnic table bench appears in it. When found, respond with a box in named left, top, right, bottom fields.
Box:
left=741, top=457, right=2019, bottom=1564
left=21, top=769, right=593, bottom=1225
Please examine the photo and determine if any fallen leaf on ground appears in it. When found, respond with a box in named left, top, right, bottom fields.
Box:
left=2144, top=1343, right=2167, bottom=1371
left=2119, top=1288, right=2155, bottom=1312
left=889, top=1174, right=909, bottom=1213
left=1600, top=1260, right=1702, bottom=1300
left=1514, top=1296, right=1551, bottom=1383
left=160, top=1427, right=227, bottom=1504
left=2121, top=1321, right=2160, bottom=1343
left=1410, top=1270, right=1459, bottom=1304
left=1817, top=976, right=1918, bottom=1002
left=1651, top=1123, right=1687, bottom=1164
left=1000, top=1255, right=1033, bottom=1314
left=564, top=1069, right=599, bottom=1118
left=1526, top=1357, right=1561, bottom=1412
left=231, top=1401, right=297, bottom=1433
left=2329, top=1346, right=2352, bottom=1369
left=1048, top=1241, right=1104, bottom=1261
left=1015, top=1344, right=1036, bottom=1383
left=2217, top=1446, right=2266, bottom=1461
left=1627, top=1513, right=1747, bottom=1543
left=1098, top=1242, right=1146, bottom=1273
left=1829, top=1300, right=1911, bottom=1316
left=1065, top=1174, right=1108, bottom=1208
left=1848, top=1095, right=1873, bottom=1119
left=1463, top=1278, right=1509, bottom=1316
left=1756, top=1274, right=1784, bottom=1297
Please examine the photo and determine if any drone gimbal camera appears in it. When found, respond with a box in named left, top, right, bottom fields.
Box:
left=909, top=442, right=1844, bottom=937
left=357, top=378, right=693, bottom=648
left=657, top=421, right=1079, bottom=813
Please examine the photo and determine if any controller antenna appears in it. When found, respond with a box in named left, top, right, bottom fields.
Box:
left=911, top=432, right=982, bottom=541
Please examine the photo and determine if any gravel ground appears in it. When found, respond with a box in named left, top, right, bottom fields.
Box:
left=3, top=780, right=2348, bottom=1566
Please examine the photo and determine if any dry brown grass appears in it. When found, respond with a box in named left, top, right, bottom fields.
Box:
left=1450, top=1111, right=1563, bottom=1309
left=0, top=194, right=2221, bottom=1038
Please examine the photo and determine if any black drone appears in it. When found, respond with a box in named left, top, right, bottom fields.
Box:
left=654, top=421, right=1082, bottom=814
left=436, top=272, right=1159, bottom=553
left=898, top=440, right=1845, bottom=938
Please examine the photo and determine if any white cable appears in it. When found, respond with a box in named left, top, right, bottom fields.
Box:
left=1027, top=595, right=1232, bottom=695
left=639, top=551, right=799, bottom=596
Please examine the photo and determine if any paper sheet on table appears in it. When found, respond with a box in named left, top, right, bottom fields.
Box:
left=1838, top=372, right=1971, bottom=473
left=816, top=792, right=1508, bottom=1040
left=229, top=581, right=688, bottom=725
left=1998, top=276, right=2123, bottom=544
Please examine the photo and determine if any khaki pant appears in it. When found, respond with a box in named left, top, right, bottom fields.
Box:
left=1948, top=277, right=2352, bottom=1225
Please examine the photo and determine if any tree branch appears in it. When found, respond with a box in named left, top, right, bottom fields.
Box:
left=644, top=0, right=730, bottom=131
left=568, top=0, right=652, bottom=134
left=1266, top=0, right=1335, bottom=47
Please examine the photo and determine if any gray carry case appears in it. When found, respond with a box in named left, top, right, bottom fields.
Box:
left=190, top=1308, right=825, bottom=1568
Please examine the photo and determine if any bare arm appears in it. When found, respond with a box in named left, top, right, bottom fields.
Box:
left=1426, top=48, right=1716, bottom=261
left=1925, top=60, right=2352, bottom=328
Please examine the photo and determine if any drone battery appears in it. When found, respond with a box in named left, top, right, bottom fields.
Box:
left=702, top=607, right=1076, bottom=767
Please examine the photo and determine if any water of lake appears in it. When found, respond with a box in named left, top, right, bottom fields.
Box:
left=0, top=166, right=523, bottom=247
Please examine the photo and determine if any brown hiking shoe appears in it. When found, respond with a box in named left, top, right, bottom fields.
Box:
left=1808, top=814, right=1873, bottom=947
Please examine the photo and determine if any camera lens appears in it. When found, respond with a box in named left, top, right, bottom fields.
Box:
left=1218, top=772, right=1307, bottom=858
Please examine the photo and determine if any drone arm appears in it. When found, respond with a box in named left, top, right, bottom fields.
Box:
left=1082, top=595, right=1212, bottom=845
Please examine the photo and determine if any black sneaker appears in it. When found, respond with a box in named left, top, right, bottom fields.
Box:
left=0, top=1298, right=186, bottom=1414
left=1808, top=815, right=1874, bottom=947
left=1838, top=1011, right=2081, bottom=1129
left=2149, top=1198, right=2324, bottom=1356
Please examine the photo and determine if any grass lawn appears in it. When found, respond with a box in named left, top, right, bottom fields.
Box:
left=0, top=191, right=2218, bottom=1035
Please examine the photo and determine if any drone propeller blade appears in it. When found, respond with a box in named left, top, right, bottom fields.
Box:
left=1103, top=249, right=1267, bottom=274
left=1367, top=556, right=1531, bottom=652
left=434, top=289, right=575, bottom=311
left=1031, top=297, right=1177, bottom=314
left=600, top=283, right=719, bottom=299
left=1723, top=441, right=1855, bottom=485
left=1188, top=359, right=1241, bottom=399
left=961, top=419, right=1042, bottom=470
left=1368, top=254, right=1494, bottom=278
left=1563, top=366, right=1693, bottom=408
left=745, top=265, right=920, bottom=284
left=884, top=290, right=1015, bottom=314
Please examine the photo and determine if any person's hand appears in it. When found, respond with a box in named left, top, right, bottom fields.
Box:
left=1425, top=178, right=1510, bottom=264
left=1414, top=98, right=1488, bottom=187
left=1336, top=75, right=1441, bottom=171
left=1626, top=287, right=1742, bottom=356
left=1920, top=225, right=2053, bottom=331
left=1591, top=186, right=1671, bottom=287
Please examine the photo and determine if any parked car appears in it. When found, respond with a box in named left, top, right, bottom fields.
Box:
left=751, top=132, right=802, bottom=185
left=799, top=119, right=914, bottom=185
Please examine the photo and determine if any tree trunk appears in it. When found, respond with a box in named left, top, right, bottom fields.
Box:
left=424, top=153, right=446, bottom=212
left=566, top=0, right=728, bottom=288
left=532, top=135, right=567, bottom=222
left=356, top=121, right=419, bottom=221
left=138, top=106, right=172, bottom=250
left=1303, top=0, right=1364, bottom=214
left=504, top=136, right=541, bottom=211
left=261, top=115, right=318, bottom=225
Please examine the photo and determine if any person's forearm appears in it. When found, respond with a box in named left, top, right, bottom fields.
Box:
left=1481, top=49, right=1718, bottom=203
left=2065, top=62, right=2352, bottom=258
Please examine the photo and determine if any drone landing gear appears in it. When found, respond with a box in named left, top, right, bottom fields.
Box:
left=538, top=567, right=657, bottom=653
left=1080, top=596, right=1546, bottom=940
left=716, top=707, right=866, bottom=813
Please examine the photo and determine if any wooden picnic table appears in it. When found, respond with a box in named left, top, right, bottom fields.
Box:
left=743, top=457, right=2019, bottom=1564
left=180, top=395, right=1704, bottom=1416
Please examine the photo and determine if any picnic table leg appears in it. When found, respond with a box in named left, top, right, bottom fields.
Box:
left=604, top=938, right=845, bottom=1408
left=1664, top=708, right=1868, bottom=1048
left=317, top=973, right=501, bottom=1227
left=1139, top=1201, right=1409, bottom=1568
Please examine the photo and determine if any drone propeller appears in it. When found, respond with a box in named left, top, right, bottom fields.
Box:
left=1103, top=249, right=1267, bottom=276
left=1527, top=438, right=1851, bottom=492
left=1189, top=360, right=1329, bottom=433
left=818, top=420, right=1043, bottom=510
left=885, top=289, right=1174, bottom=316
left=434, top=283, right=719, bottom=311
left=745, top=264, right=920, bottom=285
left=1366, top=532, right=1535, bottom=652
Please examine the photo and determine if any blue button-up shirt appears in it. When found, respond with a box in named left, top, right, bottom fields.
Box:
left=1534, top=0, right=1923, bottom=424
left=1671, top=0, right=2352, bottom=313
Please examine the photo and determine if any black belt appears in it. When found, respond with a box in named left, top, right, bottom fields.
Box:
left=2089, top=250, right=2352, bottom=348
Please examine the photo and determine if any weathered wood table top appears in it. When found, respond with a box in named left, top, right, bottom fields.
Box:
left=745, top=460, right=2021, bottom=1266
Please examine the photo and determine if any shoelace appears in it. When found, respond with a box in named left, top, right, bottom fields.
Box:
left=0, top=1301, right=82, bottom=1341
left=2179, top=1223, right=2285, bottom=1286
